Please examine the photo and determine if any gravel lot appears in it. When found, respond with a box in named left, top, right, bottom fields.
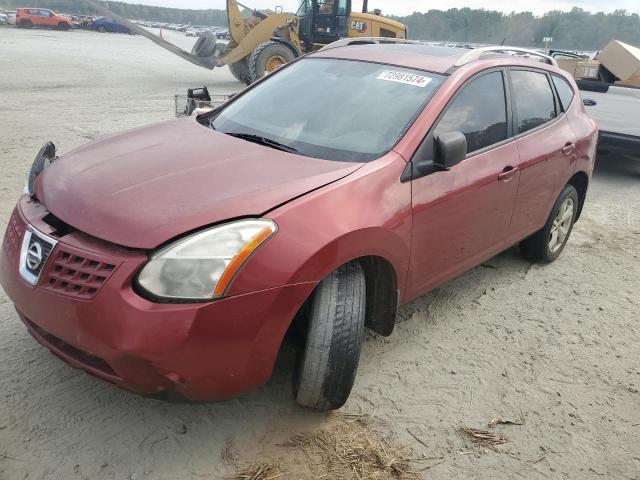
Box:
left=1, top=26, right=639, bottom=480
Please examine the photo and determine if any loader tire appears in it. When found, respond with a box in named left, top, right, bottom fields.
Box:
left=191, top=32, right=217, bottom=58
left=228, top=58, right=251, bottom=85
left=294, top=262, right=366, bottom=411
left=248, top=41, right=297, bottom=84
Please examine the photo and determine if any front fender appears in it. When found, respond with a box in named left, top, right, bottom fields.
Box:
left=228, top=153, right=412, bottom=299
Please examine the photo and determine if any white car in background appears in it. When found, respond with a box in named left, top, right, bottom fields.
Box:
left=4, top=11, right=16, bottom=25
left=578, top=81, right=640, bottom=156
left=550, top=50, right=640, bottom=157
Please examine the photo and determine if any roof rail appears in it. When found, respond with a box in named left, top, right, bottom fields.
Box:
left=320, top=39, right=559, bottom=68
left=320, top=37, right=429, bottom=51
left=454, top=46, right=558, bottom=67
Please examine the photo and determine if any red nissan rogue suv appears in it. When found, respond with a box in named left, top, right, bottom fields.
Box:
left=0, top=41, right=597, bottom=410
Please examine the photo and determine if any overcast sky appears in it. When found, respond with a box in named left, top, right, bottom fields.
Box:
left=122, top=0, right=640, bottom=16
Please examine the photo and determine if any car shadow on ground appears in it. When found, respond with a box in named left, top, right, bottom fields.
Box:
left=594, top=151, right=640, bottom=180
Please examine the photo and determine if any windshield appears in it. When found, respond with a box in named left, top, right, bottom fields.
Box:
left=208, top=58, right=444, bottom=162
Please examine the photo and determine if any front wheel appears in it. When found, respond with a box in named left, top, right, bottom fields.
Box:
left=294, top=263, right=366, bottom=411
left=97, top=25, right=107, bottom=33
left=248, top=41, right=297, bottom=84
left=57, top=22, right=69, bottom=31
left=520, top=184, right=579, bottom=263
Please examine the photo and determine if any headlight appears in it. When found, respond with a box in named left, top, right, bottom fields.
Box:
left=137, top=219, right=277, bottom=301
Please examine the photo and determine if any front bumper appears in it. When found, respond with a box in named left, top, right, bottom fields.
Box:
left=0, top=197, right=316, bottom=401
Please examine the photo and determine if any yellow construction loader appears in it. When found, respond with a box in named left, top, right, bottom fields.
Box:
left=84, top=0, right=407, bottom=84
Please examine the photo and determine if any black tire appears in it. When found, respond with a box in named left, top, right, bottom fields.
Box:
left=248, top=41, right=297, bottom=84
left=228, top=58, right=251, bottom=85
left=57, top=22, right=69, bottom=31
left=19, top=19, right=33, bottom=28
left=191, top=32, right=217, bottom=58
left=97, top=25, right=107, bottom=33
left=520, top=184, right=579, bottom=263
left=294, top=263, right=366, bottom=411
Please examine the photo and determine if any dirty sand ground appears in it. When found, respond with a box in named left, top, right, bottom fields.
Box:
left=0, top=26, right=639, bottom=480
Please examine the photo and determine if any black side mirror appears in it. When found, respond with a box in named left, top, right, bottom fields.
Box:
left=434, top=131, right=467, bottom=170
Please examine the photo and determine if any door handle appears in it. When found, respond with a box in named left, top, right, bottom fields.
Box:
left=498, top=166, right=519, bottom=182
left=562, top=143, right=576, bottom=156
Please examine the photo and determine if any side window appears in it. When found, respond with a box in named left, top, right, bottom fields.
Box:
left=434, top=71, right=508, bottom=154
left=317, top=0, right=334, bottom=14
left=511, top=70, right=557, bottom=134
left=552, top=75, right=575, bottom=111
left=337, top=0, right=348, bottom=15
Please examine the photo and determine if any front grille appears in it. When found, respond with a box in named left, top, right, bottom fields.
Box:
left=41, top=247, right=118, bottom=300
left=3, top=208, right=25, bottom=265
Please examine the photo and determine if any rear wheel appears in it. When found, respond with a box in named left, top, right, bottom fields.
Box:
left=57, top=22, right=69, bottom=31
left=248, top=41, right=297, bottom=84
left=520, top=184, right=579, bottom=263
left=228, top=58, right=251, bottom=85
left=18, top=19, right=33, bottom=28
left=294, top=263, right=366, bottom=411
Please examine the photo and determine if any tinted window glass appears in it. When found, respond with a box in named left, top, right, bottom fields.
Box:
left=552, top=75, right=574, bottom=111
left=434, top=71, right=507, bottom=154
left=210, top=59, right=444, bottom=162
left=511, top=70, right=557, bottom=134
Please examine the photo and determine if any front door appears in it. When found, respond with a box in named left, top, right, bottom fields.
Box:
left=406, top=70, right=520, bottom=300
left=40, top=9, right=55, bottom=27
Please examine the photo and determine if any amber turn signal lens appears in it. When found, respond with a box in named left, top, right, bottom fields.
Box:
left=213, top=226, right=274, bottom=297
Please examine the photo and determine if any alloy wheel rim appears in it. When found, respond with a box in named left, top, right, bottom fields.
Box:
left=549, top=197, right=574, bottom=253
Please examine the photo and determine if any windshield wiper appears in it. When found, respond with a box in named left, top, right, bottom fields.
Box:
left=225, top=132, right=299, bottom=154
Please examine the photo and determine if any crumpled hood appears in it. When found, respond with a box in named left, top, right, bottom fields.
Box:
left=36, top=118, right=362, bottom=249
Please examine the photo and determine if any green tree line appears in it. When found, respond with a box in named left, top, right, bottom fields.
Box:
left=1, top=1, right=638, bottom=50
left=394, top=7, right=640, bottom=50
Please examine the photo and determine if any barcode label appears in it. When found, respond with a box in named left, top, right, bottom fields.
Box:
left=376, top=71, right=432, bottom=88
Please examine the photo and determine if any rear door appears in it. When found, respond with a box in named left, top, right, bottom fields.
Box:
left=507, top=69, right=578, bottom=243
left=406, top=69, right=521, bottom=299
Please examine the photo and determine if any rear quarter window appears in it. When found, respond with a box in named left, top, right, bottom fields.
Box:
left=511, top=70, right=557, bottom=134
left=552, top=75, right=575, bottom=111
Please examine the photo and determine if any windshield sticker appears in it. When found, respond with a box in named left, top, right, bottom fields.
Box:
left=376, top=71, right=432, bottom=88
